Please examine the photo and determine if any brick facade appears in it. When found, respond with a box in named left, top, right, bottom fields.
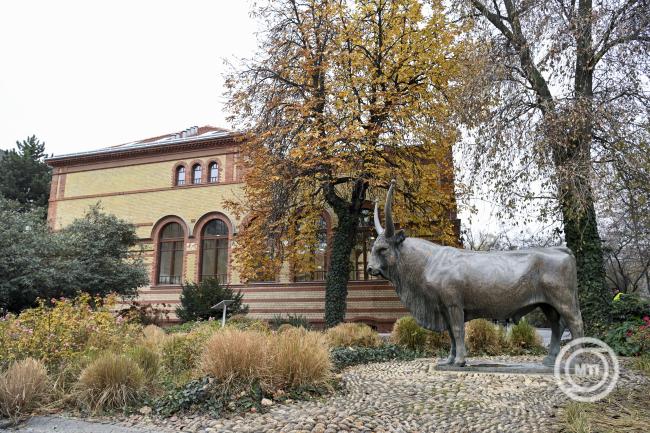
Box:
left=46, top=126, right=456, bottom=331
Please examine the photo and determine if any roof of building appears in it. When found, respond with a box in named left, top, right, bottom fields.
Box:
left=46, top=125, right=238, bottom=165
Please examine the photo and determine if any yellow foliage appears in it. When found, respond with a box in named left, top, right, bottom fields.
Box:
left=326, top=322, right=382, bottom=348
left=0, top=294, right=140, bottom=372
left=225, top=0, right=472, bottom=279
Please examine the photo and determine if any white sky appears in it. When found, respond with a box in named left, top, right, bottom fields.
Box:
left=0, top=0, right=257, bottom=156
left=0, top=0, right=554, bottom=242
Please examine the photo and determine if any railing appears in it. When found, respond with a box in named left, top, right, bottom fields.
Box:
left=158, top=275, right=181, bottom=285
left=200, top=274, right=228, bottom=285
left=193, top=178, right=201, bottom=184
left=294, top=270, right=327, bottom=282
left=176, top=179, right=185, bottom=186
left=209, top=177, right=218, bottom=183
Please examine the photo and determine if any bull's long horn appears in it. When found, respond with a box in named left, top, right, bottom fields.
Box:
left=385, top=179, right=396, bottom=238
left=374, top=201, right=384, bottom=235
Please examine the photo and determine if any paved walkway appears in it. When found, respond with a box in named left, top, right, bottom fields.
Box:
left=5, top=357, right=647, bottom=433
left=1, top=416, right=159, bottom=433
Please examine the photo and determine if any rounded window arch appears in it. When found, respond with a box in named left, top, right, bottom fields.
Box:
left=157, top=222, right=185, bottom=285
left=199, top=219, right=229, bottom=284
left=175, top=165, right=186, bottom=186
left=208, top=161, right=219, bottom=183
left=191, top=163, right=202, bottom=184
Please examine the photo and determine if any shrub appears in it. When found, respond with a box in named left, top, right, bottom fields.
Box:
left=127, top=346, right=160, bottom=382
left=199, top=329, right=270, bottom=387
left=605, top=316, right=650, bottom=356
left=269, top=328, right=331, bottom=388
left=270, top=314, right=311, bottom=330
left=76, top=353, right=145, bottom=413
left=0, top=295, right=139, bottom=372
left=632, top=353, right=650, bottom=375
left=0, top=358, right=49, bottom=422
left=508, top=318, right=542, bottom=351
left=327, top=323, right=381, bottom=348
left=391, top=316, right=449, bottom=353
left=611, top=293, right=650, bottom=322
left=141, top=324, right=167, bottom=351
left=226, top=315, right=270, bottom=333
left=161, top=334, right=198, bottom=378
left=330, top=344, right=419, bottom=371
left=176, top=278, right=248, bottom=323
left=465, top=319, right=506, bottom=355
left=119, top=301, right=169, bottom=326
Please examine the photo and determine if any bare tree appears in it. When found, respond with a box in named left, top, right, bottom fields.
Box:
left=456, top=0, right=649, bottom=331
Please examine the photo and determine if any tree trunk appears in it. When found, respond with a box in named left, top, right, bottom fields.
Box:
left=324, top=205, right=361, bottom=327
left=323, top=178, right=367, bottom=327
left=560, top=183, right=610, bottom=334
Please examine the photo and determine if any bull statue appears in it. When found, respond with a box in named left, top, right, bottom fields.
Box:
left=367, top=180, right=584, bottom=367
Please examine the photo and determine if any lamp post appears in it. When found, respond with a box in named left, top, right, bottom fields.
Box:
left=212, top=300, right=234, bottom=327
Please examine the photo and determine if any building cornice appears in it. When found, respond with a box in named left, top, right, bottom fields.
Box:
left=46, top=132, right=244, bottom=168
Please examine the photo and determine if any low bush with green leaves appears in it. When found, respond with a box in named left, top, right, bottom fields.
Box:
left=508, top=318, right=543, bottom=353
left=330, top=344, right=419, bottom=371
left=391, top=316, right=449, bottom=354
left=605, top=316, right=650, bottom=356
left=270, top=314, right=311, bottom=330
left=175, top=278, right=248, bottom=323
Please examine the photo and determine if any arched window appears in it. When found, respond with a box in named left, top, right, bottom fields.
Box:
left=200, top=219, right=229, bottom=284
left=175, top=166, right=186, bottom=186
left=157, top=222, right=184, bottom=285
left=350, top=209, right=378, bottom=280
left=208, top=162, right=219, bottom=183
left=192, top=164, right=202, bottom=184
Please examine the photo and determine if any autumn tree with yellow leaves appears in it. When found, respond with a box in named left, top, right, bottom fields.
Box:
left=226, top=0, right=472, bottom=326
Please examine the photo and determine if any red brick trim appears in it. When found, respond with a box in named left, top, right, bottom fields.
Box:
left=193, top=212, right=234, bottom=284
left=225, top=153, right=234, bottom=181
left=206, top=159, right=221, bottom=183
left=188, top=159, right=204, bottom=185
left=150, top=215, right=189, bottom=287
left=57, top=173, right=67, bottom=198
left=171, top=162, right=188, bottom=187
left=52, top=179, right=241, bottom=202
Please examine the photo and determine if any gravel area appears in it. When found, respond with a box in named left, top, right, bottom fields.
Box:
left=14, top=356, right=648, bottom=433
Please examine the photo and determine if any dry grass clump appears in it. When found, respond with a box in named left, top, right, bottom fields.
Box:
left=465, top=319, right=507, bottom=355
left=0, top=358, right=49, bottom=422
left=277, top=323, right=295, bottom=333
left=75, top=353, right=146, bottom=413
left=560, top=387, right=649, bottom=433
left=141, top=324, right=167, bottom=350
left=270, top=328, right=332, bottom=389
left=199, top=329, right=271, bottom=386
left=127, top=345, right=160, bottom=382
left=327, top=323, right=381, bottom=348
left=508, top=318, right=543, bottom=351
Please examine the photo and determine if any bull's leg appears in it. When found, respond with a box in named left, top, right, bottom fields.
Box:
left=555, top=306, right=585, bottom=368
left=438, top=322, right=456, bottom=366
left=540, top=305, right=563, bottom=367
left=447, top=307, right=466, bottom=367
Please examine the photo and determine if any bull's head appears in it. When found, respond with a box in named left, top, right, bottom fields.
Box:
left=367, top=179, right=406, bottom=279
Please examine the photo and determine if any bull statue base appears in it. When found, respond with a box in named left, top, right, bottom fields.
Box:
left=367, top=180, right=584, bottom=367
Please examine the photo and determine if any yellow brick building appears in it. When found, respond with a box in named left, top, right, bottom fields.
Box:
left=46, top=126, right=431, bottom=330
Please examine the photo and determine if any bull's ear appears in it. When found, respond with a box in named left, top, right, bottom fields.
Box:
left=392, top=229, right=406, bottom=245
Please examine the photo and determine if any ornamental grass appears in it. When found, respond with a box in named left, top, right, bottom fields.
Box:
left=326, top=323, right=382, bottom=348
left=269, top=327, right=332, bottom=389
left=75, top=353, right=146, bottom=413
left=0, top=358, right=50, bottom=422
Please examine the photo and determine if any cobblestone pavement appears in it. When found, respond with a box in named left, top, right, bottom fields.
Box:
left=12, top=357, right=648, bottom=433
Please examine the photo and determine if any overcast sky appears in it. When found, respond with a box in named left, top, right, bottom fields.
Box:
left=0, top=0, right=556, bottom=240
left=0, top=0, right=257, bottom=156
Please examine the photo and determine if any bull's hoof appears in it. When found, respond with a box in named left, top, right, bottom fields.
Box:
left=543, top=355, right=557, bottom=367
left=453, top=360, right=466, bottom=367
left=437, top=355, right=455, bottom=366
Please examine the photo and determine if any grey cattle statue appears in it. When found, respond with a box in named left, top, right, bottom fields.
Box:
left=367, top=180, right=584, bottom=367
